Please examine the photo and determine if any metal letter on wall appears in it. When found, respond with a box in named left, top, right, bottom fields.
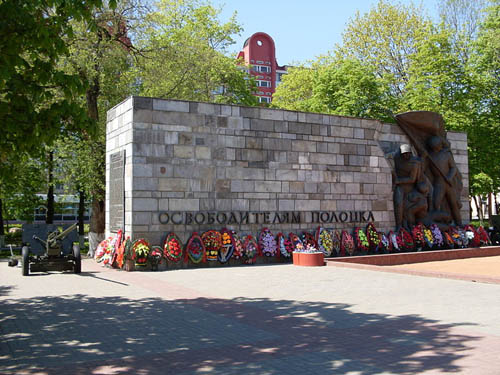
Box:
left=109, top=150, right=125, bottom=233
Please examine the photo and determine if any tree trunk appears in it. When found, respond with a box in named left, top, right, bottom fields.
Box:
left=86, top=76, right=105, bottom=257
left=78, top=190, right=85, bottom=249
left=88, top=197, right=105, bottom=257
left=495, top=193, right=499, bottom=215
left=473, top=195, right=483, bottom=222
left=46, top=151, right=54, bottom=224
left=488, top=193, right=493, bottom=226
left=0, top=198, right=4, bottom=248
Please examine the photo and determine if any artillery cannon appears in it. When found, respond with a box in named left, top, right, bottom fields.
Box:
left=21, top=223, right=81, bottom=276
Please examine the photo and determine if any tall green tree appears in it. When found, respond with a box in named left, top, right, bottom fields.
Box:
left=135, top=0, right=257, bottom=104
left=273, top=57, right=394, bottom=121
left=339, top=0, right=430, bottom=101
left=0, top=0, right=112, bottom=168
left=56, top=0, right=142, bottom=252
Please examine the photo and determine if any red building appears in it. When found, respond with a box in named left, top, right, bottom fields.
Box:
left=237, top=32, right=288, bottom=104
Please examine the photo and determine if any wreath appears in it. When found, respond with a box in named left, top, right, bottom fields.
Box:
left=219, top=228, right=235, bottom=263
left=150, top=246, right=163, bottom=270
left=366, top=223, right=381, bottom=252
left=289, top=232, right=305, bottom=252
left=111, top=229, right=123, bottom=267
left=388, top=231, right=402, bottom=252
left=202, top=230, right=222, bottom=261
left=443, top=230, right=455, bottom=249
left=379, top=233, right=392, bottom=253
left=164, top=232, right=183, bottom=262
left=94, top=238, right=109, bottom=263
left=316, top=227, right=334, bottom=257
left=464, top=225, right=480, bottom=248
left=184, top=232, right=206, bottom=264
left=411, top=224, right=425, bottom=251
left=115, top=235, right=129, bottom=269
left=399, top=228, right=415, bottom=252
left=341, top=230, right=355, bottom=256
left=448, top=227, right=464, bottom=248
left=430, top=224, right=444, bottom=248
left=242, top=235, right=259, bottom=264
left=332, top=230, right=342, bottom=256
left=353, top=227, right=369, bottom=253
left=477, top=226, right=491, bottom=246
left=301, top=232, right=318, bottom=252
left=231, top=231, right=245, bottom=259
left=423, top=226, right=434, bottom=250
left=277, top=233, right=293, bottom=258
left=123, top=237, right=133, bottom=263
left=258, top=228, right=278, bottom=257
left=133, top=238, right=150, bottom=267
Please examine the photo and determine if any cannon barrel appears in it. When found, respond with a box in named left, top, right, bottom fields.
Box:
left=47, top=223, right=78, bottom=246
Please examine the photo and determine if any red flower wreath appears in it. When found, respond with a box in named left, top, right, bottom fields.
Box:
left=464, top=225, right=481, bottom=248
left=399, top=228, right=415, bottom=252
left=477, top=226, right=491, bottom=246
left=411, top=224, right=425, bottom=250
left=163, top=232, right=183, bottom=262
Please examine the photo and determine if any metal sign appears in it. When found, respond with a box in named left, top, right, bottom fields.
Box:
left=109, top=150, right=125, bottom=233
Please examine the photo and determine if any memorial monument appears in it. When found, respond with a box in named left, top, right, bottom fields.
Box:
left=105, top=97, right=469, bottom=246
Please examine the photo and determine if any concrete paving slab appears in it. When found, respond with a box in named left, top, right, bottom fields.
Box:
left=0, top=259, right=499, bottom=374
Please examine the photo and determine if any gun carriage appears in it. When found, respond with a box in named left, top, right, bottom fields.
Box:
left=21, top=223, right=81, bottom=276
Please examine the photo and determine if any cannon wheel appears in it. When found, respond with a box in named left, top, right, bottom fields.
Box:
left=22, top=246, right=30, bottom=276
left=73, top=245, right=81, bottom=274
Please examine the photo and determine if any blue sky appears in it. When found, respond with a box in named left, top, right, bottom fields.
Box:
left=212, top=0, right=440, bottom=65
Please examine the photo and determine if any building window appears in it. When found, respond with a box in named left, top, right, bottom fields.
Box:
left=257, top=80, right=271, bottom=88
left=252, top=65, right=270, bottom=73
left=258, top=96, right=271, bottom=103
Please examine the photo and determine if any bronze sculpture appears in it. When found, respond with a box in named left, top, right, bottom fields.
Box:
left=393, top=111, right=463, bottom=229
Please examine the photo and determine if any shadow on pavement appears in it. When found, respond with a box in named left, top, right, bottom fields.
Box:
left=0, top=294, right=479, bottom=375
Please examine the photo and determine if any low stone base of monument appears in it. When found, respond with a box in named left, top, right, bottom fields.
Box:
left=120, top=254, right=292, bottom=271
left=326, top=246, right=500, bottom=267
left=293, top=252, right=325, bottom=267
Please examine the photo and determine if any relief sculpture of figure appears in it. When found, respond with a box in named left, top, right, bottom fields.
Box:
left=393, top=144, right=428, bottom=230
left=427, top=135, right=462, bottom=226
left=394, top=111, right=464, bottom=229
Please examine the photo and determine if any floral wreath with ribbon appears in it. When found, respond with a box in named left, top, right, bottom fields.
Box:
left=276, top=232, right=293, bottom=258
left=202, top=230, right=222, bottom=261
left=258, top=228, right=278, bottom=257
left=399, top=228, right=415, bottom=252
left=184, top=232, right=206, bottom=264
left=341, top=230, right=355, bottom=256
left=133, top=238, right=150, bottom=266
left=164, top=232, right=183, bottom=262
left=353, top=227, right=369, bottom=253
left=316, top=227, right=334, bottom=257
left=366, top=223, right=381, bottom=252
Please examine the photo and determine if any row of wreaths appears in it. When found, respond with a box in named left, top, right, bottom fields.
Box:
left=94, top=223, right=492, bottom=269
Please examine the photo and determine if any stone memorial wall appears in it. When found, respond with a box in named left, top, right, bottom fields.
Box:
left=105, top=96, right=469, bottom=244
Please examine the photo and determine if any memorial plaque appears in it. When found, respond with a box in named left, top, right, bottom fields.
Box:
left=109, top=151, right=125, bottom=233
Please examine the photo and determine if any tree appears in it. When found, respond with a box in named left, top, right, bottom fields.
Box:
left=272, top=57, right=394, bottom=122
left=134, top=0, right=257, bottom=104
left=0, top=0, right=113, bottom=171
left=57, top=0, right=143, bottom=253
left=339, top=0, right=431, bottom=101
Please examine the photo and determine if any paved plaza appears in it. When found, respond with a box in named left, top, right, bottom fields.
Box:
left=1, top=258, right=499, bottom=374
